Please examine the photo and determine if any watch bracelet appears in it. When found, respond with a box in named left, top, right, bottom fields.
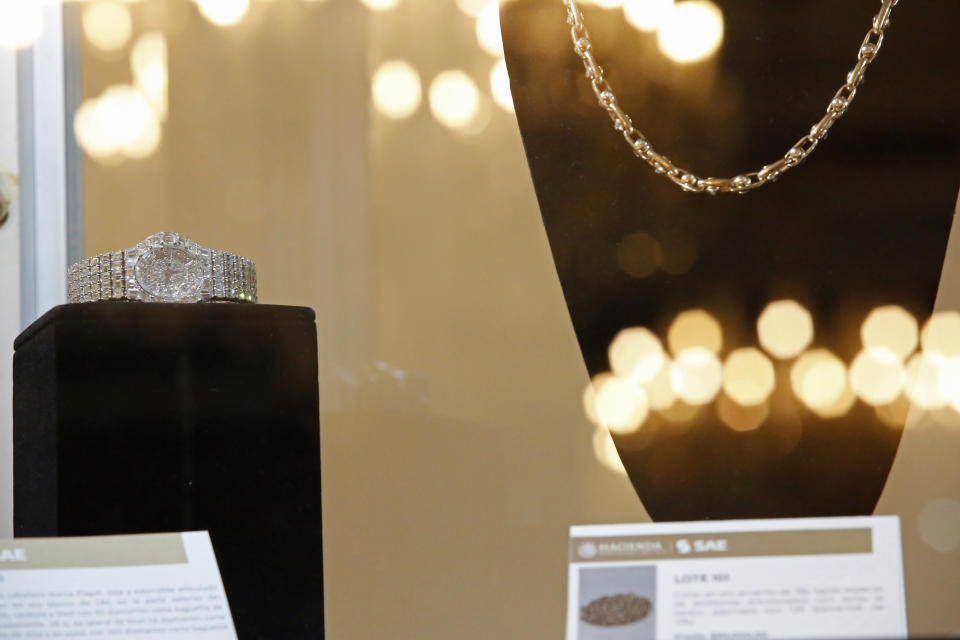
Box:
left=67, top=248, right=257, bottom=304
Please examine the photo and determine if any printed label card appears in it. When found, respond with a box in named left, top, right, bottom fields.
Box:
left=568, top=516, right=906, bottom=640
left=0, top=531, right=236, bottom=639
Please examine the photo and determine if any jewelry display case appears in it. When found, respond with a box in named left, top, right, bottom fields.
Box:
left=2, top=0, right=958, bottom=637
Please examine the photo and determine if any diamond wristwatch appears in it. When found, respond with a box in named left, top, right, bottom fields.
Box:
left=67, top=232, right=257, bottom=304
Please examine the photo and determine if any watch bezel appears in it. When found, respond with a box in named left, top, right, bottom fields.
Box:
left=125, top=232, right=214, bottom=303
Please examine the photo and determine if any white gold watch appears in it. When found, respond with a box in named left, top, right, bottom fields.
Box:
left=67, top=231, right=257, bottom=304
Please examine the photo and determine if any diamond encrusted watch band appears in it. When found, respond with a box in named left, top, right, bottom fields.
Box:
left=67, top=233, right=257, bottom=304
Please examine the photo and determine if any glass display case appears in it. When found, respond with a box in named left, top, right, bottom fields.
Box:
left=1, top=0, right=958, bottom=637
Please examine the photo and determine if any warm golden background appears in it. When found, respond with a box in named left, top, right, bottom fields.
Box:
left=73, top=0, right=644, bottom=637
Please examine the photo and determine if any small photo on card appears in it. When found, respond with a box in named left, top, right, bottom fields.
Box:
left=578, top=565, right=657, bottom=639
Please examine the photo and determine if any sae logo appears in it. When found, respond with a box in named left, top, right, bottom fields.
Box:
left=675, top=538, right=727, bottom=554
left=577, top=542, right=598, bottom=559
left=0, top=548, right=26, bottom=562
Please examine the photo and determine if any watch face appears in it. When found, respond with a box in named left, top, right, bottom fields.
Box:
left=134, top=245, right=205, bottom=300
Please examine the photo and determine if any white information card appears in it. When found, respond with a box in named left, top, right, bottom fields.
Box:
left=568, top=516, right=906, bottom=640
left=0, top=531, right=236, bottom=639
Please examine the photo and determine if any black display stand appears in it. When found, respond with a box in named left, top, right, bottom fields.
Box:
left=13, top=303, right=323, bottom=639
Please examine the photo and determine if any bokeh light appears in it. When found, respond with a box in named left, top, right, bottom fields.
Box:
left=490, top=60, right=514, bottom=112
left=657, top=233, right=697, bottom=275
left=592, top=426, right=626, bottom=474
left=593, top=375, right=649, bottom=434
left=791, top=349, right=848, bottom=413
left=130, top=32, right=168, bottom=120
left=669, top=347, right=722, bottom=405
left=82, top=2, right=133, bottom=52
left=583, top=378, right=601, bottom=426
left=429, top=70, right=480, bottom=130
left=922, top=311, right=960, bottom=358
left=608, top=326, right=665, bottom=384
left=861, top=305, right=918, bottom=361
left=758, top=300, right=814, bottom=359
left=937, top=358, right=960, bottom=411
left=657, top=0, right=724, bottom=64
left=0, top=0, right=43, bottom=50
left=659, top=400, right=700, bottom=423
left=456, top=0, right=488, bottom=17
left=717, top=394, right=769, bottom=432
left=74, top=85, right=161, bottom=162
left=667, top=309, right=722, bottom=355
left=617, top=231, right=661, bottom=278
left=476, top=1, right=503, bottom=56
left=813, top=379, right=857, bottom=419
left=904, top=352, right=947, bottom=410
left=372, top=60, right=422, bottom=119
left=722, top=347, right=775, bottom=406
left=644, top=357, right=677, bottom=410
left=850, top=347, right=906, bottom=406
left=875, top=394, right=911, bottom=429
left=917, top=499, right=960, bottom=553
left=195, top=0, right=250, bottom=26
left=590, top=0, right=625, bottom=9
left=359, top=0, right=400, bottom=11
left=623, top=0, right=673, bottom=32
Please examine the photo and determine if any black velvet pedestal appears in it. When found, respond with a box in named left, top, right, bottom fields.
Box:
left=13, top=303, right=323, bottom=639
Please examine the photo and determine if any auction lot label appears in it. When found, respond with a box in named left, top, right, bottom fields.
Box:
left=567, top=516, right=906, bottom=640
left=0, top=531, right=236, bottom=639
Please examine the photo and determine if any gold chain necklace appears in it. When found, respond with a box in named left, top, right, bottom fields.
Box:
left=563, top=0, right=898, bottom=194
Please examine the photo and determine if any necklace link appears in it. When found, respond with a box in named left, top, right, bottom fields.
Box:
left=564, top=0, right=898, bottom=194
